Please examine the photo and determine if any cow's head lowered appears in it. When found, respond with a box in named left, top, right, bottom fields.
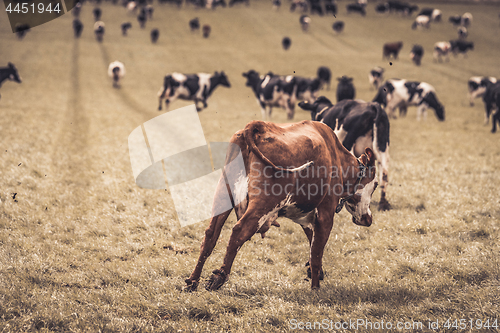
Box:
left=6, top=63, right=22, bottom=84
left=340, top=148, right=377, bottom=227
left=298, top=96, right=333, bottom=121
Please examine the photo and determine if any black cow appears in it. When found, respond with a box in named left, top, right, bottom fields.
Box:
left=410, top=44, right=424, bottom=66
left=137, top=9, right=147, bottom=28
left=15, top=24, right=30, bottom=40
left=229, top=0, right=249, bottom=6
left=317, top=66, right=331, bottom=90
left=346, top=3, right=365, bottom=16
left=309, top=0, right=323, bottom=15
left=189, top=18, right=200, bottom=32
left=387, top=1, right=418, bottom=15
left=121, top=22, right=132, bottom=36
left=294, top=76, right=322, bottom=103
left=0, top=63, right=22, bottom=100
left=324, top=0, right=337, bottom=15
left=332, top=21, right=345, bottom=33
left=373, top=79, right=445, bottom=121
left=336, top=76, right=355, bottom=102
left=282, top=37, right=291, bottom=50
left=93, top=7, right=102, bottom=21
left=450, top=40, right=474, bottom=57
left=242, top=70, right=297, bottom=120
left=449, top=15, right=462, bottom=26
left=73, top=19, right=83, bottom=38
left=150, top=28, right=159, bottom=43
left=299, top=97, right=391, bottom=210
left=72, top=2, right=82, bottom=17
left=375, top=3, right=389, bottom=13
left=158, top=72, right=231, bottom=112
left=481, top=79, right=500, bottom=132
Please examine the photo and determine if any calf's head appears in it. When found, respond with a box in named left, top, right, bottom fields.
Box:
left=423, top=91, right=445, bottom=121
left=7, top=63, right=22, bottom=83
left=298, top=96, right=333, bottom=120
left=342, top=148, right=377, bottom=227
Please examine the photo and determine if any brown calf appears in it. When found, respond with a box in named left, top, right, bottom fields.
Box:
left=184, top=120, right=377, bottom=292
left=383, top=41, right=403, bottom=60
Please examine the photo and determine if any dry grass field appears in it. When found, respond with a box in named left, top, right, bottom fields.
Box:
left=1, top=0, right=499, bottom=332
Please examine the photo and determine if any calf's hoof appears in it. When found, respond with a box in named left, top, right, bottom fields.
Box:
left=183, top=278, right=199, bottom=292
left=205, top=269, right=227, bottom=291
left=378, top=197, right=392, bottom=211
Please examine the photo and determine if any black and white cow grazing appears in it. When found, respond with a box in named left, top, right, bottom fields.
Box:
left=189, top=18, right=200, bottom=32
left=93, top=7, right=102, bottom=21
left=433, top=41, right=451, bottom=62
left=332, top=21, right=345, bottom=34
left=410, top=44, right=424, bottom=66
left=383, top=41, right=403, bottom=60
left=346, top=3, right=366, bottom=16
left=0, top=63, right=22, bottom=99
left=461, top=12, right=472, bottom=27
left=369, top=67, right=384, bottom=90
left=418, top=8, right=441, bottom=22
left=242, top=70, right=297, bottom=120
left=299, top=97, right=391, bottom=211
left=202, top=25, right=211, bottom=38
left=336, top=76, right=356, bottom=102
left=482, top=81, right=500, bottom=132
left=150, top=29, right=159, bottom=43
left=317, top=66, right=331, bottom=90
left=73, top=19, right=83, bottom=38
left=158, top=71, right=231, bottom=112
left=457, top=26, right=468, bottom=40
left=468, top=76, right=497, bottom=107
left=324, top=0, right=337, bottom=15
left=450, top=40, right=474, bottom=57
left=121, top=22, right=132, bottom=36
left=15, top=24, right=30, bottom=40
left=94, top=21, right=105, bottom=42
left=449, top=15, right=462, bottom=26
left=108, top=61, right=125, bottom=88
left=282, top=37, right=291, bottom=50
left=300, top=15, right=311, bottom=31
left=373, top=79, right=445, bottom=121
left=411, top=15, right=430, bottom=30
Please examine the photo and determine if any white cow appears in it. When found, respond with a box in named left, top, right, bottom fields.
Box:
left=108, top=61, right=126, bottom=88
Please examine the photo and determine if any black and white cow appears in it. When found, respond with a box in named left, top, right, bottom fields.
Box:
left=433, top=41, right=451, bottom=62
left=108, top=61, right=125, bottom=88
left=94, top=21, right=105, bottom=42
left=317, top=66, right=331, bottom=90
left=373, top=79, right=445, bottom=121
left=482, top=80, right=500, bottom=132
left=410, top=44, right=424, bottom=66
left=411, top=15, right=430, bottom=30
left=418, top=8, right=441, bottom=22
left=387, top=1, right=418, bottom=15
left=0, top=63, right=22, bottom=99
left=449, top=15, right=462, bottom=26
left=299, top=97, right=391, bottom=211
left=138, top=9, right=147, bottom=28
left=300, top=15, right=311, bottom=31
left=346, top=3, right=366, bottom=16
left=242, top=70, right=297, bottom=120
left=461, top=12, right=472, bottom=27
left=73, top=19, right=83, bottom=38
left=336, top=76, right=355, bottom=102
left=150, top=28, right=159, bottom=43
left=332, top=21, right=345, bottom=34
left=158, top=71, right=231, bottom=112
left=368, top=67, right=384, bottom=90
left=457, top=26, right=468, bottom=40
left=294, top=76, right=322, bottom=103
left=290, top=0, right=308, bottom=12
left=450, top=40, right=474, bottom=57
left=468, top=76, right=497, bottom=107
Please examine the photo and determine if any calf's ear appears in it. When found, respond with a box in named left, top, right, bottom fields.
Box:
left=363, top=148, right=375, bottom=166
